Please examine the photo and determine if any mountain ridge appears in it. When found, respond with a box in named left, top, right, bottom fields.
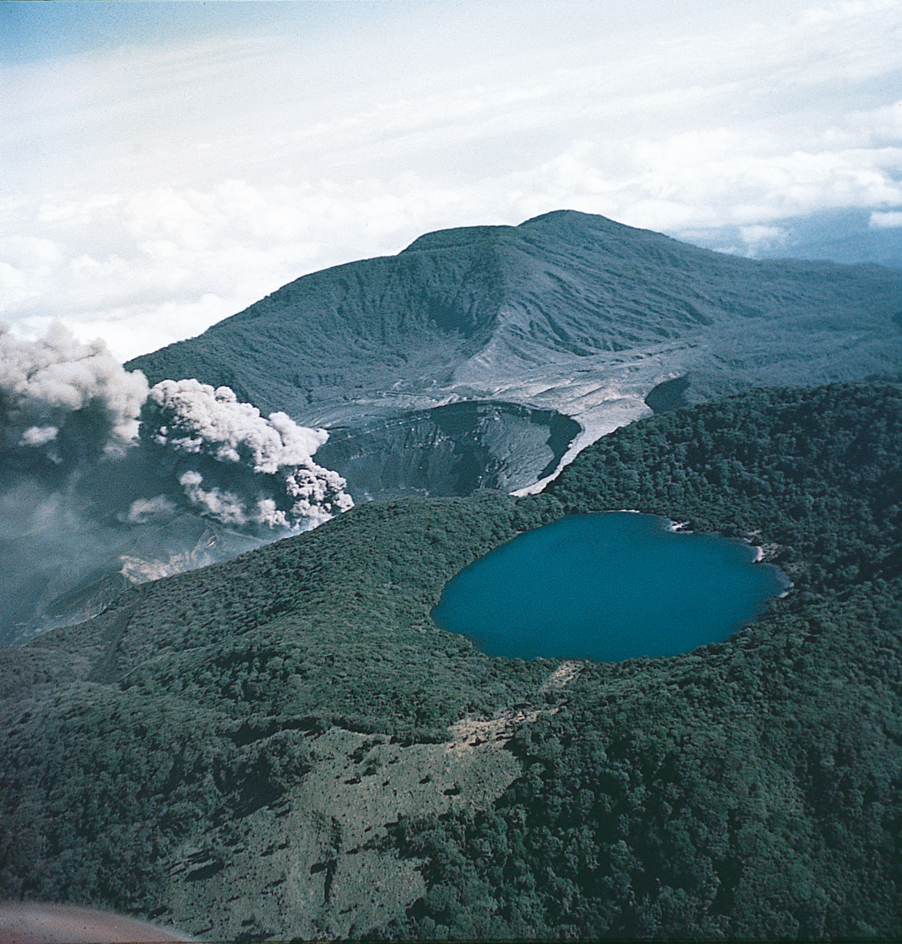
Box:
left=127, top=210, right=902, bottom=499
left=4, top=210, right=901, bottom=644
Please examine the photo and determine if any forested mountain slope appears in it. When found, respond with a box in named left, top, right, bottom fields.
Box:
left=1, top=382, right=900, bottom=940
left=127, top=211, right=902, bottom=422
left=127, top=210, right=902, bottom=497
left=9, top=212, right=901, bottom=644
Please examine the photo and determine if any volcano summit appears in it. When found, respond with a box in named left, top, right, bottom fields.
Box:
left=2, top=210, right=901, bottom=642
left=130, top=209, right=902, bottom=496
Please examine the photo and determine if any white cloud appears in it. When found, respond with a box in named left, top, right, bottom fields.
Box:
left=738, top=225, right=790, bottom=255
left=2, top=0, right=902, bottom=359
left=870, top=210, right=902, bottom=228
left=122, top=495, right=177, bottom=526
left=799, top=0, right=900, bottom=26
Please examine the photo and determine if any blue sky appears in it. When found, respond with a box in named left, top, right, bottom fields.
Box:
left=2, top=0, right=901, bottom=360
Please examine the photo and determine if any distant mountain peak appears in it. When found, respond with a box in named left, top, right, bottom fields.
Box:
left=519, top=207, right=617, bottom=228
left=128, top=208, right=902, bottom=460
left=400, top=210, right=637, bottom=254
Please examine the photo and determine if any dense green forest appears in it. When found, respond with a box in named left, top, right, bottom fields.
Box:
left=1, top=382, right=900, bottom=940
left=380, top=382, right=902, bottom=940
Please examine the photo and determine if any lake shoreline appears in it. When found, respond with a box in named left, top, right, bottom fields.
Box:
left=433, top=511, right=792, bottom=663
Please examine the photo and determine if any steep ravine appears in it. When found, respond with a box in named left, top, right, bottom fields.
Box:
left=315, top=401, right=581, bottom=500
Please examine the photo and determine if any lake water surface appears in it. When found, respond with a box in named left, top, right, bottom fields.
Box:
left=431, top=512, right=790, bottom=662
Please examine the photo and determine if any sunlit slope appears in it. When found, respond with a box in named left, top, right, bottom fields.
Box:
left=128, top=210, right=902, bottom=430
left=1, top=382, right=900, bottom=940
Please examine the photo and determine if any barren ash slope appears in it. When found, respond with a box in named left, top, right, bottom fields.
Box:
left=1, top=382, right=900, bottom=941
left=128, top=209, right=902, bottom=497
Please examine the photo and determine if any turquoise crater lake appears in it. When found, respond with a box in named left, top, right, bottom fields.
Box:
left=431, top=513, right=790, bottom=662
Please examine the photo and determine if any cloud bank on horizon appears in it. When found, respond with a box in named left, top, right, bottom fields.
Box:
left=1, top=0, right=901, bottom=360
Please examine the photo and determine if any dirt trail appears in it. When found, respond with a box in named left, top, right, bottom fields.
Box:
left=540, top=659, right=585, bottom=692
left=447, top=659, right=585, bottom=754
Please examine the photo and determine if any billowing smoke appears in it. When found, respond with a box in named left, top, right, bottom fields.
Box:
left=0, top=323, right=352, bottom=644
left=140, top=379, right=352, bottom=529
left=0, top=322, right=149, bottom=467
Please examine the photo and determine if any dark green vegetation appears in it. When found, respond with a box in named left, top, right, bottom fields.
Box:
left=1, top=382, right=900, bottom=940
left=381, top=381, right=902, bottom=940
left=127, top=210, right=902, bottom=500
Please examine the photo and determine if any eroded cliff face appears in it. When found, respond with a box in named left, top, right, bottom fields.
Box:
left=315, top=401, right=581, bottom=500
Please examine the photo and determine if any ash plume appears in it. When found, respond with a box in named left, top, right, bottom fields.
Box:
left=141, top=379, right=353, bottom=529
left=0, top=322, right=149, bottom=470
left=0, top=323, right=352, bottom=644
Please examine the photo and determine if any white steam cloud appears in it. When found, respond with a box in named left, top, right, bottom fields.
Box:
left=145, top=380, right=329, bottom=471
left=0, top=322, right=353, bottom=643
left=143, top=379, right=353, bottom=528
left=121, top=495, right=177, bottom=525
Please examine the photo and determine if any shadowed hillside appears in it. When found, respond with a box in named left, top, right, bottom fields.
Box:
left=128, top=212, right=902, bottom=420
left=1, top=382, right=900, bottom=940
left=128, top=210, right=902, bottom=500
